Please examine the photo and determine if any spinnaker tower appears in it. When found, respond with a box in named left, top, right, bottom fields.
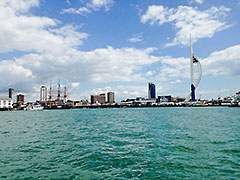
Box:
left=187, top=35, right=202, bottom=101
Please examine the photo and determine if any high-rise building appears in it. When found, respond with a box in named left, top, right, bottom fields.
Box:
left=91, top=93, right=106, bottom=104
left=98, top=94, right=106, bottom=104
left=17, top=94, right=25, bottom=104
left=40, top=86, right=47, bottom=102
left=107, top=92, right=114, bottom=103
left=9, top=88, right=14, bottom=99
left=91, top=95, right=98, bottom=104
left=148, top=83, right=156, bottom=99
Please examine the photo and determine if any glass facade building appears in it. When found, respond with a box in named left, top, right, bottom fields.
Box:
left=148, top=83, right=156, bottom=99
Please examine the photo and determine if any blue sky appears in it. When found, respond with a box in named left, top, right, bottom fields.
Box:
left=0, top=0, right=240, bottom=102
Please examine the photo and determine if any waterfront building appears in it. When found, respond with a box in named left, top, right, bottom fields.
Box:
left=17, top=94, right=25, bottom=104
left=0, top=98, right=13, bottom=109
left=9, top=88, right=14, bottom=99
left=157, top=96, right=172, bottom=103
left=107, top=92, right=115, bottom=103
left=98, top=94, right=106, bottom=104
left=40, top=86, right=47, bottom=102
left=91, top=94, right=106, bottom=105
left=148, top=83, right=156, bottom=99
left=91, top=95, right=98, bottom=104
left=81, top=100, right=89, bottom=106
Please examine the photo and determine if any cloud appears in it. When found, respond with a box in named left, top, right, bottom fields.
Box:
left=0, top=0, right=39, bottom=12
left=202, top=45, right=240, bottom=77
left=0, top=0, right=161, bottom=101
left=0, top=0, right=88, bottom=54
left=156, top=45, right=240, bottom=83
left=1, top=1, right=239, bottom=102
left=189, top=0, right=204, bottom=4
left=146, top=71, right=154, bottom=77
left=127, top=34, right=143, bottom=43
left=61, top=7, right=91, bottom=15
left=0, top=45, right=161, bottom=100
left=195, top=0, right=204, bottom=4
left=71, top=82, right=80, bottom=88
left=87, top=0, right=114, bottom=11
left=170, top=79, right=182, bottom=84
left=141, top=5, right=231, bottom=46
left=61, top=0, right=114, bottom=15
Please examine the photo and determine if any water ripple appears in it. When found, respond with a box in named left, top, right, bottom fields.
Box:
left=0, top=107, right=240, bottom=179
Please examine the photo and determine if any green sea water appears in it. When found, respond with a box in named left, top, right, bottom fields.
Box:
left=0, top=107, right=240, bottom=179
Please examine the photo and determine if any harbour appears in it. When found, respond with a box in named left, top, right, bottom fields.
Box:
left=1, top=1, right=240, bottom=179
left=0, top=107, right=239, bottom=179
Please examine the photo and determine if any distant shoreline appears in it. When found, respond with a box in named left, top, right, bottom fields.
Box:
left=1, top=104, right=239, bottom=111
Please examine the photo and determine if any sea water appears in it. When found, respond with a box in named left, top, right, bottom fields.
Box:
left=0, top=107, right=240, bottom=179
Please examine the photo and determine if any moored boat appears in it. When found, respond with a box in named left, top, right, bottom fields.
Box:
left=25, top=104, right=44, bottom=111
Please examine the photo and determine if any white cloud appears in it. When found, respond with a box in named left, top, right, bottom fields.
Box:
left=71, top=82, right=80, bottom=88
left=202, top=45, right=240, bottom=77
left=0, top=1, right=161, bottom=102
left=61, top=7, right=91, bottom=15
left=0, top=0, right=39, bottom=12
left=127, top=34, right=143, bottom=43
left=0, top=0, right=88, bottom=54
left=87, top=0, right=114, bottom=11
left=0, top=0, right=239, bottom=102
left=0, top=45, right=161, bottom=100
left=195, top=0, right=204, bottom=4
left=189, top=0, right=204, bottom=4
left=170, top=79, right=182, bottom=84
left=146, top=71, right=154, bottom=77
left=61, top=0, right=114, bottom=15
left=141, top=5, right=231, bottom=46
left=156, top=45, right=240, bottom=83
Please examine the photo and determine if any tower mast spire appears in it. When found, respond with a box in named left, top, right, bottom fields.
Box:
left=190, top=34, right=193, bottom=85
left=190, top=34, right=196, bottom=101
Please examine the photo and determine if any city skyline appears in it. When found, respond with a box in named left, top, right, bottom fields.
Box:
left=0, top=0, right=240, bottom=102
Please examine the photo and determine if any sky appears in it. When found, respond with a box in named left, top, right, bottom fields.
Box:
left=0, top=0, right=240, bottom=102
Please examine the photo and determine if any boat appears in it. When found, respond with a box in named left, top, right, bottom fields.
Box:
left=25, top=104, right=44, bottom=111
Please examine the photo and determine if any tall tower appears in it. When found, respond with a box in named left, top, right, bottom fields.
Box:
left=9, top=88, right=14, bottom=99
left=148, top=83, right=156, bottom=99
left=107, top=92, right=115, bottom=103
left=189, top=35, right=202, bottom=101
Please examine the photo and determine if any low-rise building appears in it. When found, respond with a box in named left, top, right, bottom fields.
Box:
left=0, top=98, right=13, bottom=109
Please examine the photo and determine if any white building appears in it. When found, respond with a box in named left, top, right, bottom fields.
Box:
left=0, top=98, right=13, bottom=108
